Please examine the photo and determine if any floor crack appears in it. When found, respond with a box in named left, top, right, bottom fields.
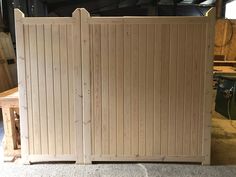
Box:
left=137, top=164, right=149, bottom=177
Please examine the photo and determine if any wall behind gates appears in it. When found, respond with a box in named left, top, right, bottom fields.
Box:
left=15, top=8, right=215, bottom=165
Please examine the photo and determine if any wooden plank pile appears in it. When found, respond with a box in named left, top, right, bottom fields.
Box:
left=214, top=19, right=236, bottom=61
left=0, top=32, right=17, bottom=92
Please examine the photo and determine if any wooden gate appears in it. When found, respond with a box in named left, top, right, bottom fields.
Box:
left=14, top=9, right=90, bottom=163
left=15, top=8, right=215, bottom=165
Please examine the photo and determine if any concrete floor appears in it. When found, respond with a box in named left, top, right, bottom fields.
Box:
left=211, top=114, right=236, bottom=165
left=0, top=163, right=235, bottom=177
left=0, top=106, right=236, bottom=176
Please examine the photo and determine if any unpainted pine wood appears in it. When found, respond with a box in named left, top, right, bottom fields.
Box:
left=101, top=24, right=109, bottom=155
left=0, top=62, right=11, bottom=92
left=160, top=24, right=170, bottom=156
left=90, top=16, right=208, bottom=25
left=0, top=33, right=17, bottom=87
left=191, top=24, right=202, bottom=156
left=183, top=24, right=194, bottom=156
left=23, top=24, right=34, bottom=155
left=0, top=33, right=16, bottom=63
left=175, top=24, right=186, bottom=156
left=0, top=48, right=13, bottom=88
left=0, top=87, right=18, bottom=98
left=214, top=19, right=227, bottom=56
left=202, top=8, right=215, bottom=165
left=153, top=24, right=162, bottom=155
left=29, top=24, right=41, bottom=154
left=44, top=24, right=56, bottom=155
left=60, top=24, right=70, bottom=154
left=221, top=21, right=229, bottom=57
left=92, top=24, right=102, bottom=156
left=108, top=24, right=117, bottom=156
left=146, top=24, right=155, bottom=156
left=227, top=22, right=236, bottom=61
left=91, top=155, right=203, bottom=162
left=28, top=154, right=76, bottom=162
left=138, top=24, right=147, bottom=157
left=168, top=24, right=178, bottom=156
left=2, top=107, right=16, bottom=154
left=80, top=8, right=92, bottom=164
left=67, top=24, right=76, bottom=155
left=90, top=24, right=95, bottom=156
left=214, top=19, right=236, bottom=61
left=52, top=24, right=63, bottom=155
left=22, top=17, right=74, bottom=25
left=198, top=25, right=207, bottom=156
left=72, top=9, right=83, bottom=163
left=116, top=24, right=124, bottom=156
left=123, top=24, right=132, bottom=156
left=131, top=24, right=139, bottom=156
left=36, top=24, right=49, bottom=155
left=16, top=8, right=214, bottom=163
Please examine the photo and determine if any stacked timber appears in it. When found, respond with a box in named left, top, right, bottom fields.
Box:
left=214, top=19, right=236, bottom=61
left=0, top=32, right=17, bottom=92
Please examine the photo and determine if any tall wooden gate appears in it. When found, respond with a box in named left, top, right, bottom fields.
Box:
left=15, top=8, right=215, bottom=165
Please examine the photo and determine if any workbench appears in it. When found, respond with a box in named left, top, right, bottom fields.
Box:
left=0, top=87, right=20, bottom=161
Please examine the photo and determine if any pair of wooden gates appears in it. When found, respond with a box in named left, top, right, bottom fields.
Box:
left=15, top=8, right=215, bottom=164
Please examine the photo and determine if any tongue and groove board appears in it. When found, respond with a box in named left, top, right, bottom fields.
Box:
left=15, top=8, right=215, bottom=165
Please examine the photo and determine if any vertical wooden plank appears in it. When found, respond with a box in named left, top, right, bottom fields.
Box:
left=108, top=24, right=117, bottom=156
left=175, top=24, right=186, bottom=156
left=52, top=24, right=63, bottom=155
left=202, top=8, right=215, bottom=165
left=138, top=24, right=147, bottom=157
left=60, top=24, right=70, bottom=154
left=123, top=24, right=131, bottom=155
left=2, top=107, right=17, bottom=153
left=183, top=24, right=194, bottom=156
left=168, top=24, right=178, bottom=156
left=23, top=24, right=34, bottom=155
left=160, top=24, right=170, bottom=156
left=191, top=24, right=201, bottom=156
left=81, top=8, right=92, bottom=164
left=116, top=24, right=124, bottom=156
left=101, top=24, right=109, bottom=155
left=198, top=25, right=207, bottom=156
left=0, top=48, right=13, bottom=87
left=93, top=24, right=102, bottom=156
left=153, top=25, right=162, bottom=155
left=72, top=9, right=83, bottom=163
left=67, top=24, right=76, bottom=155
left=36, top=24, right=48, bottom=154
left=146, top=24, right=155, bottom=156
left=0, top=36, right=14, bottom=87
left=29, top=24, right=41, bottom=154
left=131, top=24, right=139, bottom=156
left=90, top=24, right=95, bottom=156
left=44, top=24, right=56, bottom=156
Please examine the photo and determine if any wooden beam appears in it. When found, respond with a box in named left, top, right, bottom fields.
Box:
left=14, top=8, right=30, bottom=164
left=80, top=8, right=92, bottom=164
left=202, top=7, right=216, bottom=165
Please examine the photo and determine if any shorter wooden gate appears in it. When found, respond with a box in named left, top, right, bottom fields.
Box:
left=15, top=8, right=215, bottom=165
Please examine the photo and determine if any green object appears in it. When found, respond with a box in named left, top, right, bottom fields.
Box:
left=215, top=75, right=236, bottom=120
